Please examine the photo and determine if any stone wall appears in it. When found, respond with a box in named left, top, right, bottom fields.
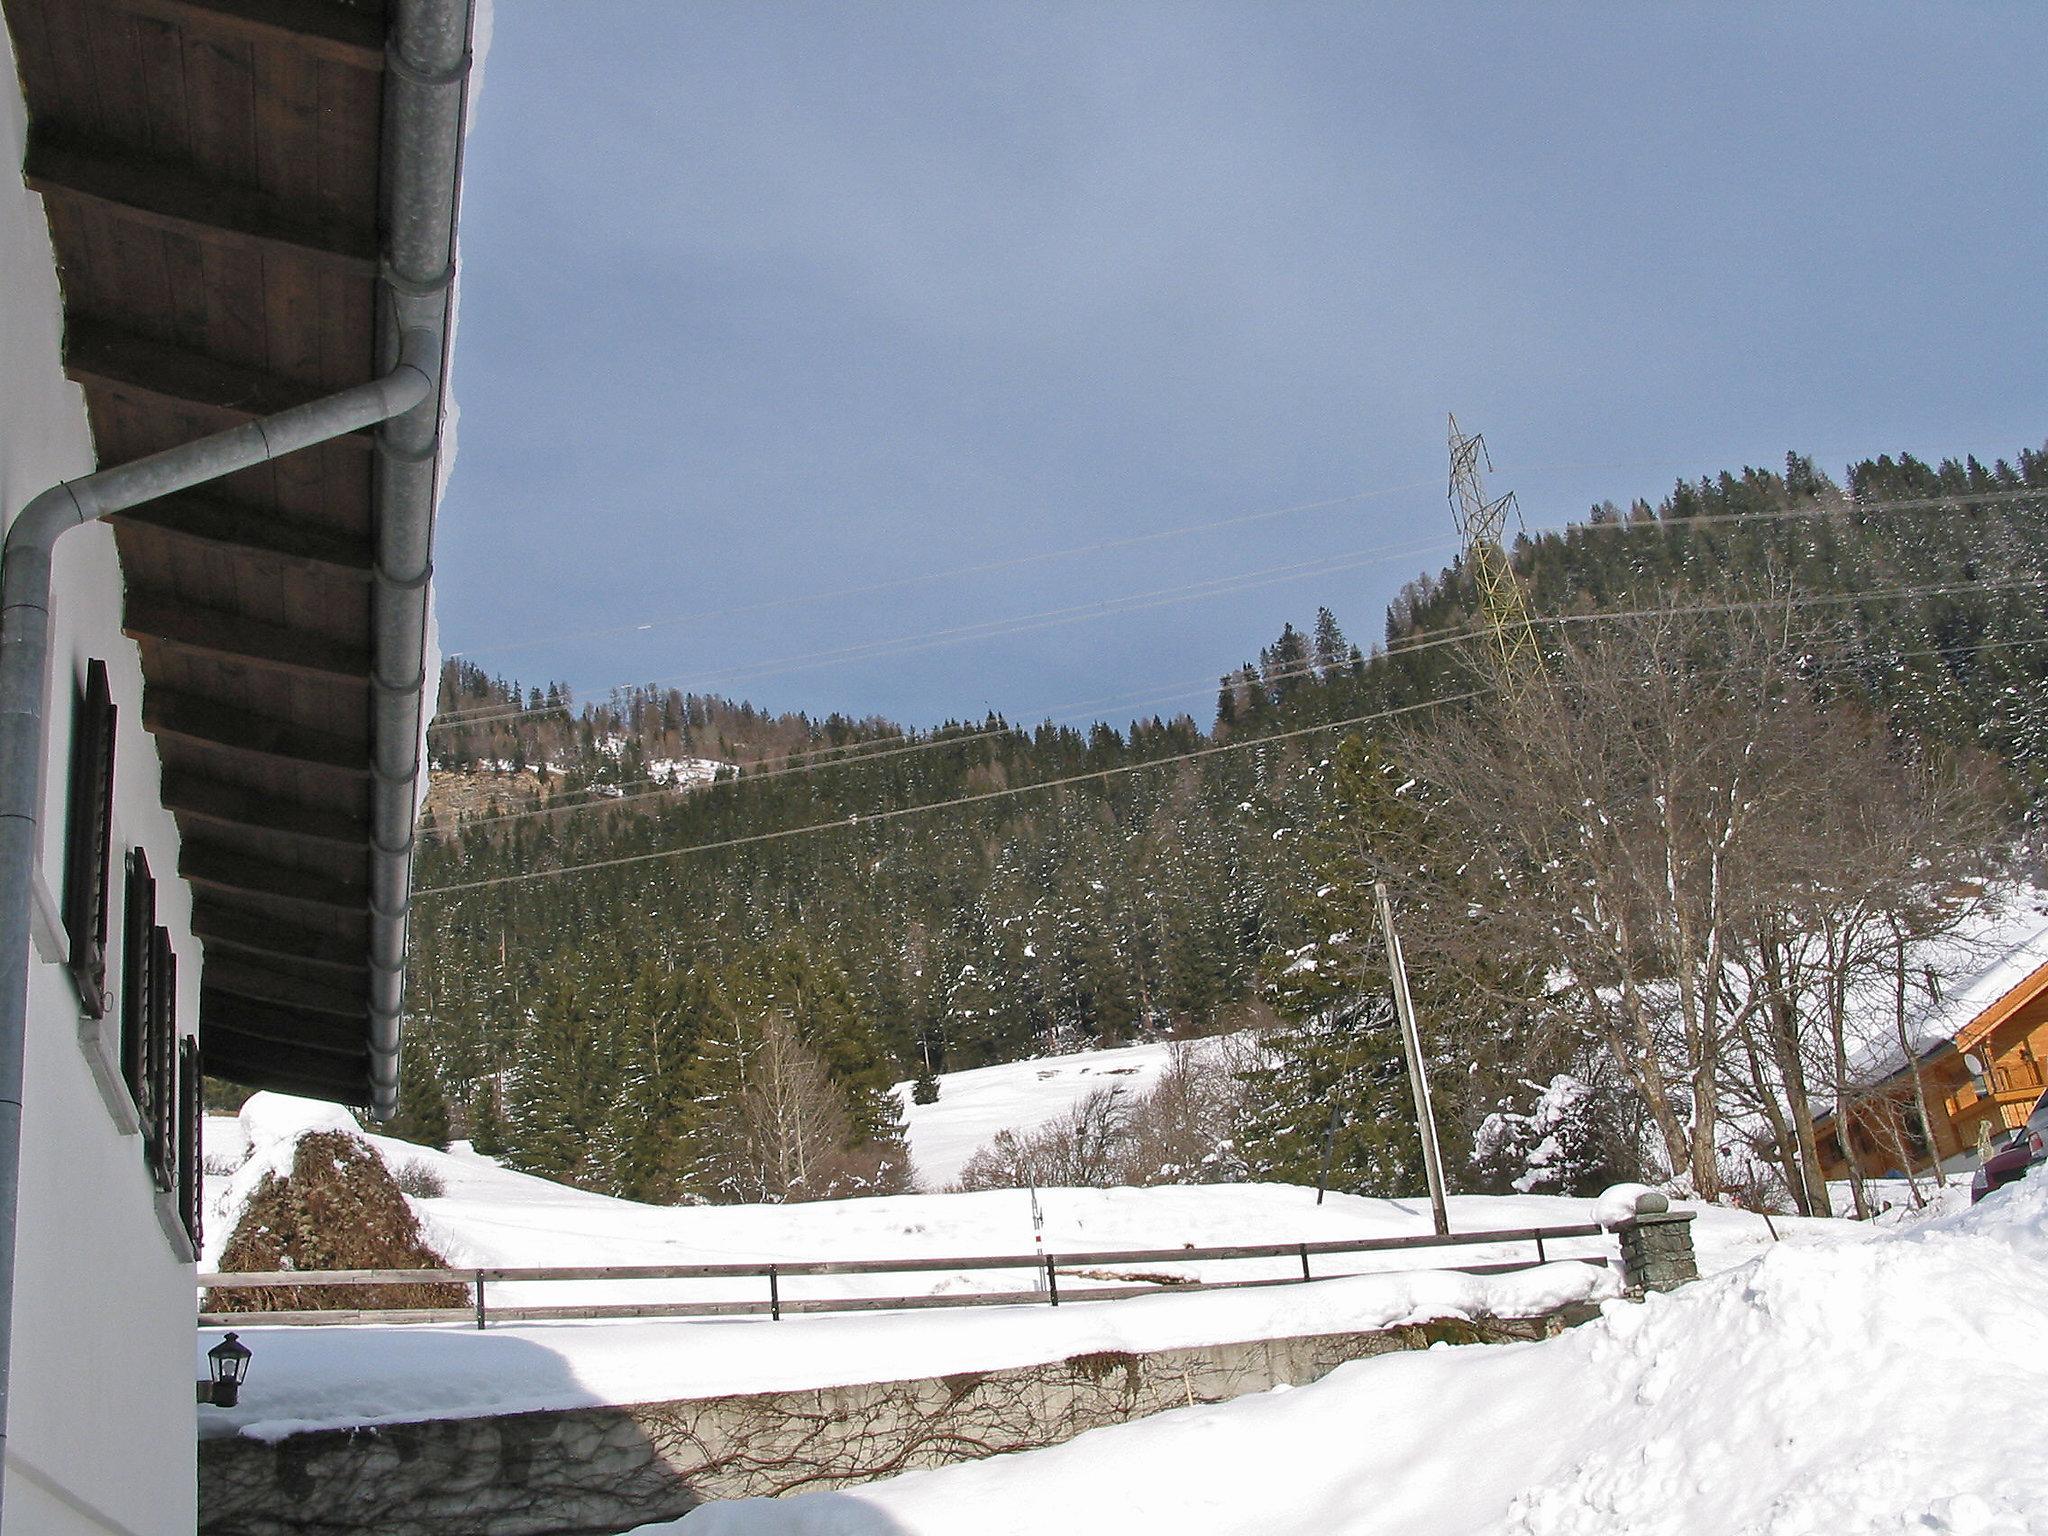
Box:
left=199, top=1314, right=1571, bottom=1536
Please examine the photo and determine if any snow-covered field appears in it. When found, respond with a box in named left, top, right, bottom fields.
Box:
left=892, top=1038, right=1190, bottom=1188
left=197, top=1094, right=1827, bottom=1444
left=654, top=1173, right=2048, bottom=1536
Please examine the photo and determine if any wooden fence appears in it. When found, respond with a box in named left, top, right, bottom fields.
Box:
left=196, top=1222, right=1610, bottom=1329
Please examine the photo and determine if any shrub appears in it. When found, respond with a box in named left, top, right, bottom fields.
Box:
left=206, top=1130, right=467, bottom=1313
left=954, top=1037, right=1261, bottom=1192
left=390, top=1159, right=448, bottom=1199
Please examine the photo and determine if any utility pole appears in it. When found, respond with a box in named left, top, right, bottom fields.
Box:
left=1376, top=880, right=1449, bottom=1236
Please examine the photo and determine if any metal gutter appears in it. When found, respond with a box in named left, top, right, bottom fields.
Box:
left=0, top=341, right=436, bottom=1531
left=365, top=0, right=474, bottom=1122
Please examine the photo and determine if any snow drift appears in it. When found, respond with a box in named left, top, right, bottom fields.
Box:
left=660, top=1173, right=2048, bottom=1536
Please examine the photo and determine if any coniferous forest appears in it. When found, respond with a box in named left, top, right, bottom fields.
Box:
left=398, top=443, right=2048, bottom=1208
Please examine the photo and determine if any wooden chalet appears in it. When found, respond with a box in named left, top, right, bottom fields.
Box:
left=1818, top=952, right=2048, bottom=1181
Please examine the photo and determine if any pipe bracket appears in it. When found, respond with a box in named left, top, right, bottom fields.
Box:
left=380, top=259, right=455, bottom=300
left=386, top=44, right=472, bottom=89
left=374, top=561, right=435, bottom=592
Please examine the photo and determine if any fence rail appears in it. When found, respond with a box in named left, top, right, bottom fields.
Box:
left=196, top=1221, right=1610, bottom=1329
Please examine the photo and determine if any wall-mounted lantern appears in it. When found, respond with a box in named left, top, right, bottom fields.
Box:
left=199, top=1332, right=252, bottom=1408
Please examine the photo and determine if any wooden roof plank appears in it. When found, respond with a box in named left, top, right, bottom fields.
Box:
left=160, top=769, right=367, bottom=848
left=106, top=0, right=385, bottom=75
left=125, top=594, right=371, bottom=682
left=12, top=0, right=98, bottom=137
left=178, top=23, right=257, bottom=186
left=204, top=958, right=367, bottom=1020
left=251, top=26, right=326, bottom=222
left=132, top=9, right=194, bottom=172
left=142, top=687, right=371, bottom=775
left=190, top=905, right=368, bottom=973
left=105, top=490, right=372, bottom=579
left=25, top=136, right=376, bottom=273
left=77, top=3, right=153, bottom=147
left=201, top=1054, right=367, bottom=1105
left=181, top=842, right=368, bottom=911
left=0, top=3, right=58, bottom=127
left=66, top=317, right=376, bottom=424
left=204, top=1017, right=370, bottom=1074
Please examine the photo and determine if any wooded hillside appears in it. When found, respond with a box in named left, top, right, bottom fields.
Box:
left=400, top=441, right=2048, bottom=1204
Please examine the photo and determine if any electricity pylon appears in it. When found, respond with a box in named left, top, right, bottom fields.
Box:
left=1446, top=414, right=1544, bottom=696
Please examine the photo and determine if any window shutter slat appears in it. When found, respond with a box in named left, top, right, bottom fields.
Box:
left=121, top=850, right=155, bottom=1112
left=64, top=661, right=118, bottom=1017
left=177, top=1037, right=202, bottom=1251
left=148, top=930, right=176, bottom=1192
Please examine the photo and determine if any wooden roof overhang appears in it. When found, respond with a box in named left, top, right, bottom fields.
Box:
left=4, top=0, right=465, bottom=1109
left=1954, top=958, right=2048, bottom=1060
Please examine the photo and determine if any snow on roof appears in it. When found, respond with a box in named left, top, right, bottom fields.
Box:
left=1838, top=884, right=2048, bottom=1093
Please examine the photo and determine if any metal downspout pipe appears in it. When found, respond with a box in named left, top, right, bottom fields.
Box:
left=0, top=350, right=435, bottom=1529
left=365, top=0, right=474, bottom=1122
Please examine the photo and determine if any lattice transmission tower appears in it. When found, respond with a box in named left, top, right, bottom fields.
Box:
left=1446, top=414, right=1544, bottom=694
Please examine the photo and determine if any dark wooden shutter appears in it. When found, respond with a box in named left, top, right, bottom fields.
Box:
left=148, top=929, right=177, bottom=1192
left=121, top=849, right=156, bottom=1112
left=177, top=1036, right=203, bottom=1251
left=63, top=660, right=117, bottom=1017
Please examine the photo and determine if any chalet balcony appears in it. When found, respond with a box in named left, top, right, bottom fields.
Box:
left=1949, top=1058, right=2048, bottom=1138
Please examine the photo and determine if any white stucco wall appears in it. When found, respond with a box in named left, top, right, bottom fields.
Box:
left=3, top=17, right=202, bottom=1536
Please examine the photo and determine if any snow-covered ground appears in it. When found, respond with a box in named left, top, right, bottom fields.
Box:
left=197, top=1095, right=1833, bottom=1444
left=653, top=1171, right=2048, bottom=1536
left=892, top=1038, right=1190, bottom=1188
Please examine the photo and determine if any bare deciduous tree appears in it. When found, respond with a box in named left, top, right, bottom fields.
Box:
left=1387, top=589, right=2009, bottom=1204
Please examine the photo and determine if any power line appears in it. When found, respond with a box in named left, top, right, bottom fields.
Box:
left=445, top=480, right=1444, bottom=662
left=412, top=690, right=1488, bottom=896
left=417, top=574, right=2048, bottom=840
left=430, top=533, right=1464, bottom=730
left=414, top=581, right=2048, bottom=892
left=429, top=483, right=2047, bottom=735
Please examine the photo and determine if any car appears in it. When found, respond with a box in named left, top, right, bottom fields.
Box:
left=1971, top=1089, right=2048, bottom=1203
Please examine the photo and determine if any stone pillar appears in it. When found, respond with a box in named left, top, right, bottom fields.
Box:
left=1615, top=1207, right=1698, bottom=1294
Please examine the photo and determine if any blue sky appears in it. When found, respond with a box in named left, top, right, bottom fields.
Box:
left=437, top=3, right=2047, bottom=731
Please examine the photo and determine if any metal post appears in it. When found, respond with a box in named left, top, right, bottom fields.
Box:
left=1044, top=1254, right=1059, bottom=1306
left=474, top=1271, right=486, bottom=1330
left=1535, top=1232, right=1546, bottom=1265
left=1314, top=1098, right=1340, bottom=1205
left=1376, top=880, right=1450, bottom=1237
left=1298, top=1243, right=1311, bottom=1282
left=768, top=1265, right=781, bottom=1321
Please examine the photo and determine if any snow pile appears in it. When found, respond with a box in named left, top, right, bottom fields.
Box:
left=657, top=1174, right=2048, bottom=1536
